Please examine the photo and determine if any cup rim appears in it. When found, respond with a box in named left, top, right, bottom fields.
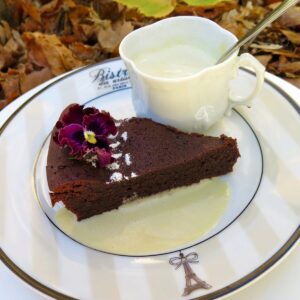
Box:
left=119, top=16, right=239, bottom=82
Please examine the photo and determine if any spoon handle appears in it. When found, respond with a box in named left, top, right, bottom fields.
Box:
left=217, top=0, right=299, bottom=64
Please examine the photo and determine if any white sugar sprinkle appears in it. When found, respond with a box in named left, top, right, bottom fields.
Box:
left=107, top=162, right=120, bottom=170
left=112, top=152, right=122, bottom=159
left=131, top=172, right=137, bottom=178
left=124, top=176, right=129, bottom=180
left=108, top=132, right=118, bottom=139
left=124, top=153, right=132, bottom=166
left=53, top=201, right=65, bottom=210
left=110, top=172, right=123, bottom=182
left=110, top=141, right=120, bottom=149
left=121, top=131, right=128, bottom=141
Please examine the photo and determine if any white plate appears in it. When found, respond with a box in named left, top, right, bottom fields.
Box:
left=0, top=59, right=299, bottom=300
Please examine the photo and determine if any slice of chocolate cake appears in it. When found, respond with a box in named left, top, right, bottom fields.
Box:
left=47, top=104, right=240, bottom=220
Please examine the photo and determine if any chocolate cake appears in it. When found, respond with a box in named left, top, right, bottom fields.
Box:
left=47, top=104, right=240, bottom=220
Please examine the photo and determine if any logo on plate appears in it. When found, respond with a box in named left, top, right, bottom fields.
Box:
left=169, top=251, right=211, bottom=296
left=89, top=67, right=130, bottom=91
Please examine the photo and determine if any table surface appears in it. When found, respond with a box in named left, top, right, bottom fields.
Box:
left=0, top=71, right=299, bottom=300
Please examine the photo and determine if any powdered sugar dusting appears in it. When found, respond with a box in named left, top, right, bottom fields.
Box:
left=110, top=141, right=120, bottom=149
left=124, top=153, right=132, bottom=166
left=107, top=162, right=120, bottom=170
left=121, top=132, right=128, bottom=141
left=53, top=201, right=65, bottom=210
left=110, top=172, right=123, bottom=182
left=112, top=153, right=122, bottom=159
left=131, top=172, right=137, bottom=178
left=108, top=132, right=118, bottom=139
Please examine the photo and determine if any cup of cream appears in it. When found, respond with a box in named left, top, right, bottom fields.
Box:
left=119, top=16, right=265, bottom=132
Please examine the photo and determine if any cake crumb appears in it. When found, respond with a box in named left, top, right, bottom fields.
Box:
left=110, top=172, right=123, bottom=182
left=84, top=154, right=98, bottom=168
left=124, top=153, right=132, bottom=166
left=131, top=172, right=137, bottom=178
left=107, top=162, right=120, bottom=170
left=110, top=141, right=120, bottom=149
left=112, top=153, right=122, bottom=159
left=121, top=132, right=128, bottom=141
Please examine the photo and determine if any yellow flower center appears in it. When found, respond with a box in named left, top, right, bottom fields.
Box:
left=84, top=131, right=97, bottom=144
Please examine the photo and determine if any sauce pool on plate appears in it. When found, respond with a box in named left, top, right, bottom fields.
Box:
left=55, top=178, right=230, bottom=255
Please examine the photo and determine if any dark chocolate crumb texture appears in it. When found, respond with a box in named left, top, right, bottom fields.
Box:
left=47, top=104, right=240, bottom=220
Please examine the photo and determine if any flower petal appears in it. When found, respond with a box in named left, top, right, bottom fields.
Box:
left=55, top=120, right=63, bottom=129
left=83, top=111, right=117, bottom=136
left=95, top=147, right=114, bottom=167
left=53, top=104, right=117, bottom=167
left=58, top=124, right=85, bottom=156
left=83, top=106, right=98, bottom=115
left=61, top=104, right=85, bottom=125
left=95, top=135, right=110, bottom=149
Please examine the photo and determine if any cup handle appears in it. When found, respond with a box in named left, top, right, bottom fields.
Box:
left=226, top=53, right=265, bottom=116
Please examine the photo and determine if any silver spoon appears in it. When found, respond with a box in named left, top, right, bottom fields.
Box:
left=217, top=0, right=299, bottom=64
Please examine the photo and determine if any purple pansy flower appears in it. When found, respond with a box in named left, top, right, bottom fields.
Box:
left=54, top=104, right=117, bottom=167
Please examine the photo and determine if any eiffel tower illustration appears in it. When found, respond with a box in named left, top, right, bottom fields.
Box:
left=169, top=251, right=211, bottom=296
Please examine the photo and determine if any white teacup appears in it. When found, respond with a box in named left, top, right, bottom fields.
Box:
left=119, top=16, right=265, bottom=132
